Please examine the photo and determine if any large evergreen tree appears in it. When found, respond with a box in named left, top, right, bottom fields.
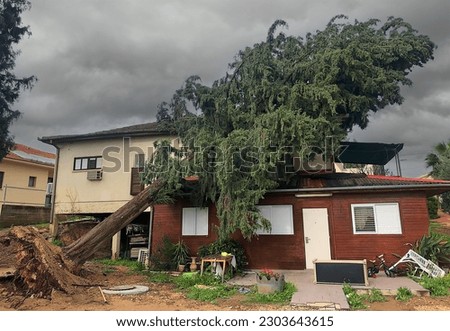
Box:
left=0, top=0, right=35, bottom=160
left=145, top=16, right=435, bottom=240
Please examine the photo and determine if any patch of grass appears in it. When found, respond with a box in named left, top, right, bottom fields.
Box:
left=186, top=285, right=236, bottom=303
left=342, top=283, right=367, bottom=310
left=174, top=272, right=222, bottom=289
left=418, top=274, right=450, bottom=296
left=96, top=258, right=145, bottom=272
left=148, top=272, right=173, bottom=284
left=173, top=272, right=235, bottom=303
left=246, top=283, right=296, bottom=305
left=363, top=288, right=387, bottom=303
left=395, top=287, right=413, bottom=302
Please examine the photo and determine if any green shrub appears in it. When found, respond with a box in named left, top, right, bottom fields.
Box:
left=427, top=196, right=439, bottom=219
left=149, top=235, right=176, bottom=271
left=198, top=239, right=247, bottom=272
left=442, top=192, right=450, bottom=213
left=418, top=274, right=450, bottom=296
left=342, top=283, right=367, bottom=310
left=395, top=287, right=413, bottom=301
left=246, top=282, right=296, bottom=304
left=413, top=233, right=450, bottom=265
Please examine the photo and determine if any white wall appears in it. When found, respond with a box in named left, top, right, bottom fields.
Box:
left=54, top=135, right=177, bottom=214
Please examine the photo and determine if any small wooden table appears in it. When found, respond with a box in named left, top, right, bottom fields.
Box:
left=200, top=254, right=234, bottom=282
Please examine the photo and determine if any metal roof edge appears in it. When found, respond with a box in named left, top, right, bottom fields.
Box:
left=269, top=183, right=450, bottom=193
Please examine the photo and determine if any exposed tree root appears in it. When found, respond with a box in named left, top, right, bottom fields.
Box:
left=3, top=226, right=90, bottom=299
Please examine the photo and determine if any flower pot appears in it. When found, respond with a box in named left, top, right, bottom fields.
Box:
left=256, top=274, right=285, bottom=294
left=178, top=264, right=185, bottom=272
left=190, top=257, right=198, bottom=272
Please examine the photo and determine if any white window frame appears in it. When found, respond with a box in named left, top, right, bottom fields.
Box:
left=182, top=207, right=208, bottom=236
left=73, top=156, right=102, bottom=170
left=256, top=205, right=294, bottom=235
left=351, top=203, right=402, bottom=235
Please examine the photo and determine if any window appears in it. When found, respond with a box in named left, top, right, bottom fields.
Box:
left=0, top=171, right=4, bottom=188
left=256, top=205, right=294, bottom=235
left=134, top=153, right=145, bottom=168
left=28, top=176, right=37, bottom=188
left=351, top=203, right=402, bottom=234
left=182, top=207, right=208, bottom=236
left=73, top=156, right=102, bottom=170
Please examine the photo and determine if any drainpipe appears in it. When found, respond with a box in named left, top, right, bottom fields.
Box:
left=48, top=142, right=60, bottom=238
left=147, top=207, right=154, bottom=265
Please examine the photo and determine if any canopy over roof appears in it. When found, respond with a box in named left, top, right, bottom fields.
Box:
left=336, top=142, right=403, bottom=165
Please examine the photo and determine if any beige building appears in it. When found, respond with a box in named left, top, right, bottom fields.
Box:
left=0, top=144, right=55, bottom=213
left=40, top=122, right=176, bottom=259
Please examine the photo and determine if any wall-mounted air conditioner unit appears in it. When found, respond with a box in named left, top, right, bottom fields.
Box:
left=87, top=170, right=103, bottom=181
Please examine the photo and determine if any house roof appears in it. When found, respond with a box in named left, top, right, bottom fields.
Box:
left=336, top=142, right=403, bottom=165
left=274, top=173, right=450, bottom=196
left=5, top=144, right=56, bottom=166
left=39, top=122, right=170, bottom=145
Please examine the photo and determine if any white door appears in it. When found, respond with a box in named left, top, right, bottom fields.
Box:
left=302, top=208, right=331, bottom=269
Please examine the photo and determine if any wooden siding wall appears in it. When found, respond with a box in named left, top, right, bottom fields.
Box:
left=151, top=191, right=430, bottom=270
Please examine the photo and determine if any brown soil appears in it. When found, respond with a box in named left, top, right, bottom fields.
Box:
left=1, top=261, right=450, bottom=311
left=1, top=221, right=450, bottom=311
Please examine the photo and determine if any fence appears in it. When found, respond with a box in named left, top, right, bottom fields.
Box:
left=0, top=185, right=51, bottom=227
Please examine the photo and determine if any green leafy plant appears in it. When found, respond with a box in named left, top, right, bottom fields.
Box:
left=342, top=283, right=367, bottom=310
left=363, top=288, right=387, bottom=303
left=247, top=282, right=296, bottom=304
left=427, top=196, right=439, bottom=219
left=418, top=274, right=450, bottom=296
left=395, top=287, right=413, bottom=301
left=172, top=240, right=190, bottom=266
left=413, top=233, right=450, bottom=265
left=256, top=268, right=283, bottom=281
left=198, top=239, right=247, bottom=272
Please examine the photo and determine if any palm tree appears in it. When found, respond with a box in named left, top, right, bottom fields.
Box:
left=426, top=141, right=450, bottom=177
left=426, top=140, right=450, bottom=213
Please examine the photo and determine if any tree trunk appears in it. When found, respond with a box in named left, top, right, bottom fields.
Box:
left=64, top=180, right=165, bottom=267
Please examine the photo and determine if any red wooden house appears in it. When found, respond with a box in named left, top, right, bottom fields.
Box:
left=151, top=173, right=450, bottom=270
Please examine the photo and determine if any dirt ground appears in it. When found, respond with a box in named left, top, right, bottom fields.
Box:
left=1, top=262, right=450, bottom=311
left=1, top=214, right=450, bottom=311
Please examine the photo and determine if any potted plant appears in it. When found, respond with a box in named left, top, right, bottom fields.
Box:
left=172, top=240, right=190, bottom=272
left=256, top=268, right=285, bottom=294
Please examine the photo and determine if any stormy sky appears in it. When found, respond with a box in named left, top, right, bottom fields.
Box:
left=10, top=0, right=450, bottom=177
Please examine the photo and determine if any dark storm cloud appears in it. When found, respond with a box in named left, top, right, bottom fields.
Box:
left=10, top=0, right=450, bottom=176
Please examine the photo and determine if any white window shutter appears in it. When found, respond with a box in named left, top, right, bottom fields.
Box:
left=375, top=204, right=402, bottom=234
left=195, top=208, right=208, bottom=235
left=182, top=208, right=196, bottom=235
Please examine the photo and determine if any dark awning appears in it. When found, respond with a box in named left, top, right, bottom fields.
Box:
left=337, top=142, right=403, bottom=165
